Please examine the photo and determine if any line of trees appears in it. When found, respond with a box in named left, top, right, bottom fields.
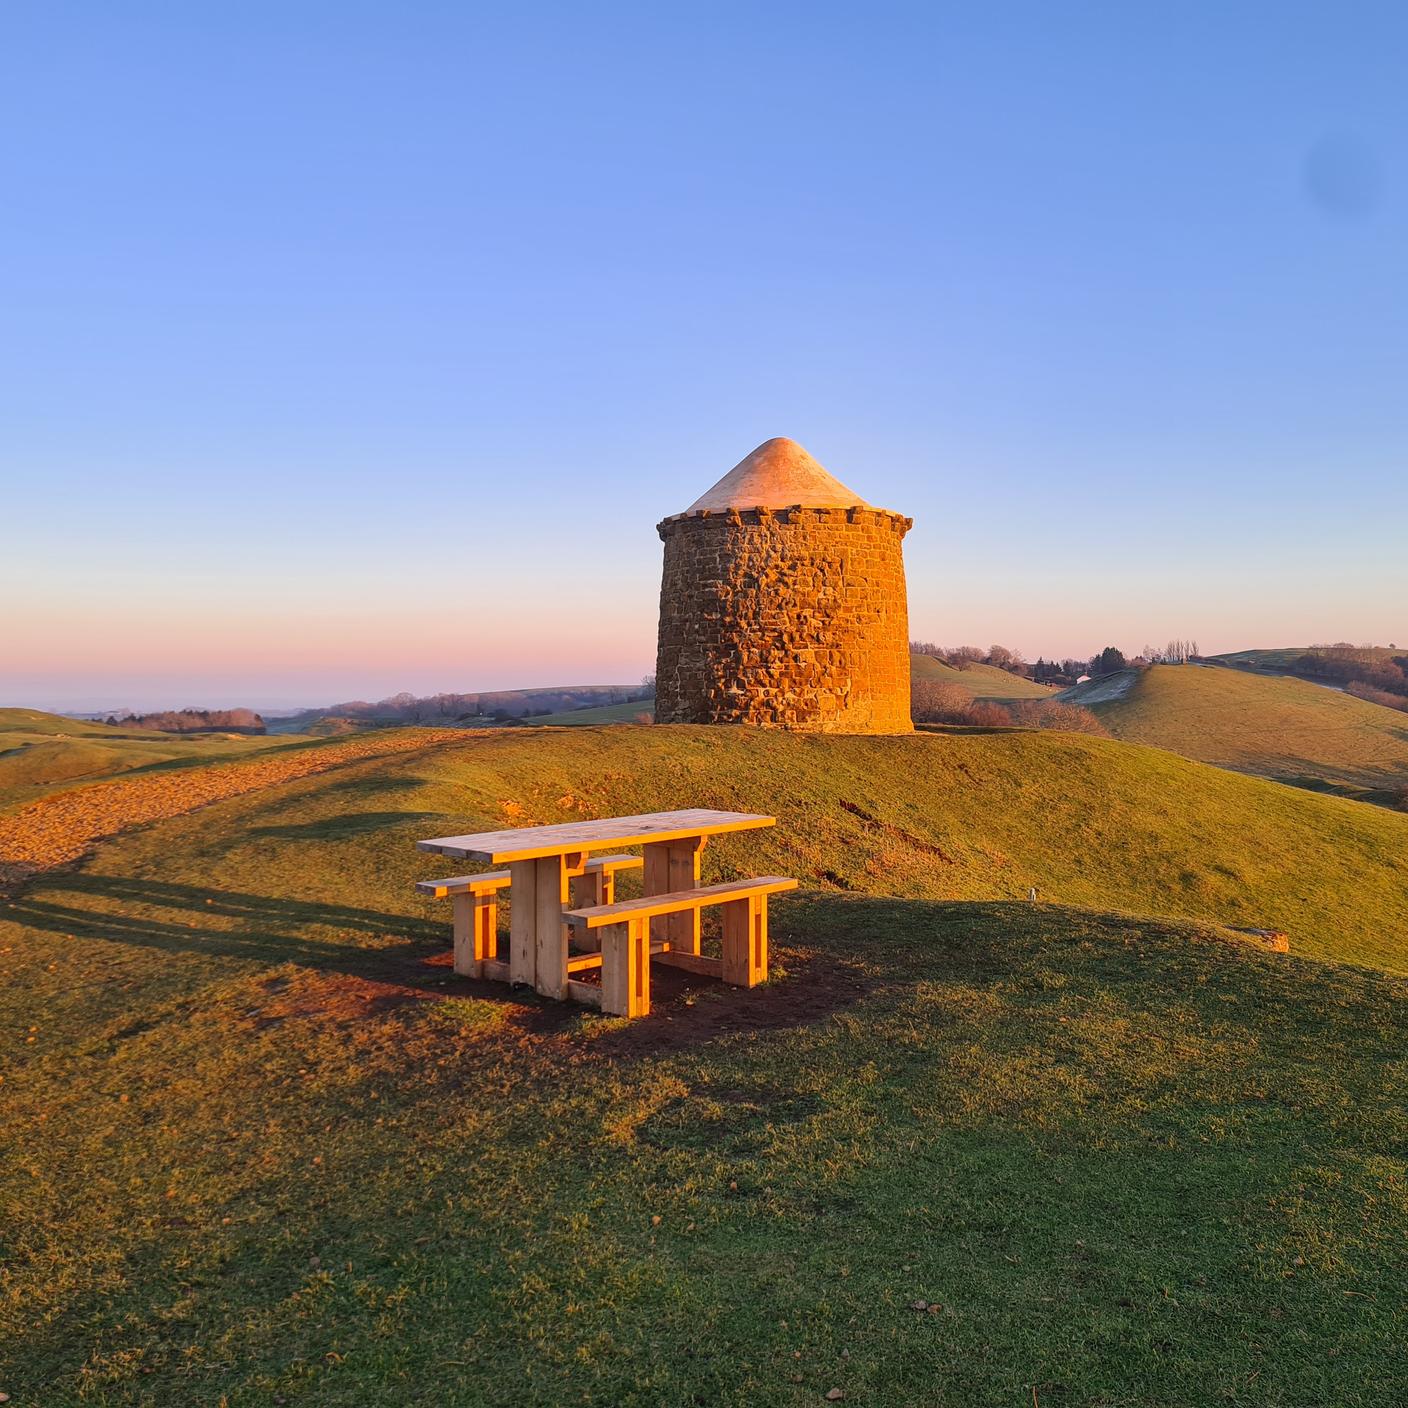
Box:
left=108, top=708, right=266, bottom=735
left=912, top=639, right=1205, bottom=686
left=1292, top=644, right=1408, bottom=701
left=1144, top=639, right=1201, bottom=665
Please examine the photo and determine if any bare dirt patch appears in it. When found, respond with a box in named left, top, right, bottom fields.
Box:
left=0, top=730, right=467, bottom=894
left=246, top=969, right=439, bottom=1029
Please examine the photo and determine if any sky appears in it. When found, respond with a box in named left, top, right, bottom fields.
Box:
left=1, top=1, right=1405, bottom=711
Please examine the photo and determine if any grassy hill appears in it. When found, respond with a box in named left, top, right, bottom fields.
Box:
left=1214, top=645, right=1402, bottom=672
left=0, top=708, right=304, bottom=810
left=527, top=698, right=655, bottom=725
left=1058, top=664, right=1408, bottom=803
left=909, top=654, right=1052, bottom=702
left=4, top=724, right=1408, bottom=1403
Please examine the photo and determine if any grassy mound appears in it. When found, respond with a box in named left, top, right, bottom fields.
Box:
left=1060, top=665, right=1408, bottom=802
left=11, top=722, right=1405, bottom=970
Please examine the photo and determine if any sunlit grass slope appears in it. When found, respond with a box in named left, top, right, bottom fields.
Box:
left=20, top=723, right=1402, bottom=968
left=1061, top=664, right=1408, bottom=800
left=5, top=721, right=1408, bottom=1401
left=910, top=653, right=1052, bottom=702
left=0, top=708, right=304, bottom=810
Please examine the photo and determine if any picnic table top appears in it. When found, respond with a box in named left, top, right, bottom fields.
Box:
left=417, top=809, right=775, bottom=864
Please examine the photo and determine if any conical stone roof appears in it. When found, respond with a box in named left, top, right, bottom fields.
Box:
left=684, top=437, right=871, bottom=514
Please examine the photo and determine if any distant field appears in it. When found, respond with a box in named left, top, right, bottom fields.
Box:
left=1214, top=646, right=1401, bottom=672
left=909, top=654, right=1052, bottom=702
left=528, top=698, right=654, bottom=726
left=1059, top=664, right=1408, bottom=802
left=0, top=708, right=307, bottom=810
left=4, top=723, right=1408, bottom=1404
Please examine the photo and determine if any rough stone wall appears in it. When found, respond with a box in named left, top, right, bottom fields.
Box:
left=654, top=506, right=913, bottom=733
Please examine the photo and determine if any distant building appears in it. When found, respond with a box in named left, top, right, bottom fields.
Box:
left=654, top=437, right=913, bottom=733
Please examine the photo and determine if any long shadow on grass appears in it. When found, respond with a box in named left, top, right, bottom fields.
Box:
left=13, top=872, right=446, bottom=984
left=245, top=809, right=442, bottom=840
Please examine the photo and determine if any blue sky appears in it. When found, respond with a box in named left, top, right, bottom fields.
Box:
left=1, top=1, right=1404, bottom=709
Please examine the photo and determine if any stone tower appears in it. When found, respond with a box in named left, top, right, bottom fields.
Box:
left=654, top=437, right=913, bottom=733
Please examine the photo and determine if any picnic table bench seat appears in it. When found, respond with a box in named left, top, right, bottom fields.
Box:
left=417, top=854, right=643, bottom=978
left=565, top=876, right=798, bottom=1017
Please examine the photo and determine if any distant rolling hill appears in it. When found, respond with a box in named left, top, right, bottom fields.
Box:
left=526, top=698, right=655, bottom=726
left=909, top=654, right=1052, bottom=702
left=1213, top=646, right=1402, bottom=673
left=275, top=657, right=1045, bottom=735
left=0, top=708, right=304, bottom=810
left=1058, top=664, right=1408, bottom=803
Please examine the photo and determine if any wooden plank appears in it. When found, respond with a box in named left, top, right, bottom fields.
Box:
left=656, top=951, right=723, bottom=978
left=416, top=871, right=510, bottom=898
left=566, top=980, right=603, bottom=1010
left=481, top=958, right=511, bottom=983
left=566, top=952, right=604, bottom=974
left=588, top=854, right=644, bottom=875
left=576, top=853, right=642, bottom=907
left=508, top=859, right=537, bottom=987
left=570, top=866, right=606, bottom=912
left=416, top=809, right=775, bottom=863
left=566, top=876, right=798, bottom=929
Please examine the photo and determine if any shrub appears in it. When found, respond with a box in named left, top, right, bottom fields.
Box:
left=1347, top=682, right=1408, bottom=714
left=910, top=680, right=974, bottom=725
left=1005, top=700, right=1111, bottom=737
left=966, top=701, right=1015, bottom=728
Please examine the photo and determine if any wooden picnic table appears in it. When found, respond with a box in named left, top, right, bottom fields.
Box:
left=417, top=809, right=775, bottom=1000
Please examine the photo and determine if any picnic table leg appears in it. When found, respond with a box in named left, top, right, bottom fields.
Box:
left=721, top=893, right=768, bottom=987
left=569, top=867, right=608, bottom=954
left=452, top=891, right=498, bottom=979
left=508, top=861, right=538, bottom=987
left=534, top=851, right=586, bottom=1001
left=642, top=835, right=706, bottom=955
left=601, top=917, right=650, bottom=1017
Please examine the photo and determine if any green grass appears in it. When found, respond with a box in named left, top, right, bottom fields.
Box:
left=1059, top=665, right=1408, bottom=802
left=0, top=707, right=175, bottom=740
left=527, top=699, right=655, bottom=726
left=5, top=724, right=1408, bottom=1404
left=0, top=709, right=306, bottom=810
left=910, top=654, right=1053, bottom=702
